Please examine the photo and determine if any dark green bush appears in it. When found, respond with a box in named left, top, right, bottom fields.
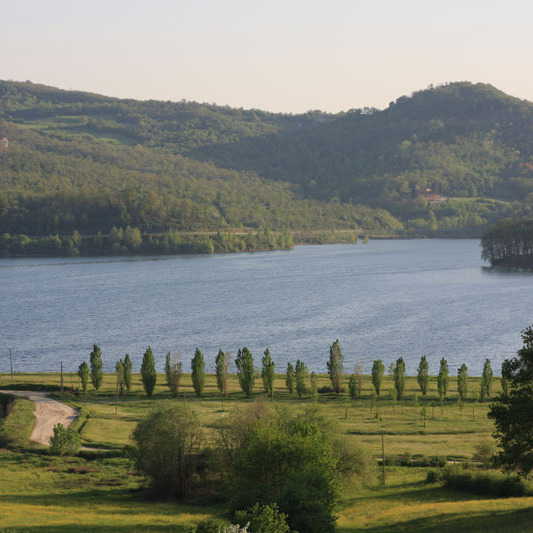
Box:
left=443, top=470, right=526, bottom=497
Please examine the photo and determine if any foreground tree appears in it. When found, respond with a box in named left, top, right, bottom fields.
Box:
left=437, top=357, right=449, bottom=399
left=417, top=355, right=429, bottom=395
left=191, top=348, right=205, bottom=397
left=77, top=361, right=89, bottom=394
left=261, top=348, right=276, bottom=398
left=141, top=347, right=157, bottom=397
left=235, top=348, right=255, bottom=397
left=327, top=339, right=344, bottom=394
left=132, top=403, right=201, bottom=497
left=89, top=344, right=103, bottom=391
left=393, top=357, right=406, bottom=400
left=480, top=358, right=493, bottom=401
left=457, top=364, right=468, bottom=401
left=489, top=326, right=533, bottom=476
left=216, top=349, right=231, bottom=397
left=165, top=352, right=182, bottom=397
left=371, top=360, right=385, bottom=395
left=123, top=353, right=133, bottom=392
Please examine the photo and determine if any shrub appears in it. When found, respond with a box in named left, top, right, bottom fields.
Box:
left=443, top=469, right=526, bottom=497
left=234, top=503, right=291, bottom=533
left=49, top=423, right=81, bottom=456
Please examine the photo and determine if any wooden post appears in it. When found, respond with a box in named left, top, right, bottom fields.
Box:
left=60, top=361, right=64, bottom=395
left=381, top=431, right=386, bottom=486
left=9, top=349, right=13, bottom=384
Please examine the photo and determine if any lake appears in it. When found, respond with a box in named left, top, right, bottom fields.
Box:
left=1, top=239, right=532, bottom=376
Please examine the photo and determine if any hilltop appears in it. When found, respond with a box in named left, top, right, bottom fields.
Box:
left=1, top=80, right=532, bottom=240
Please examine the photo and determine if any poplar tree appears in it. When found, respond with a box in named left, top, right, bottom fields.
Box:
left=393, top=357, right=406, bottom=400
left=295, top=359, right=307, bottom=399
left=124, top=353, right=133, bottom=392
left=116, top=359, right=125, bottom=395
left=141, top=347, right=157, bottom=397
left=480, top=359, right=493, bottom=401
left=286, top=362, right=295, bottom=394
left=235, top=347, right=255, bottom=398
left=501, top=359, right=512, bottom=397
left=458, top=364, right=468, bottom=401
left=437, top=357, right=449, bottom=399
left=89, top=344, right=103, bottom=391
left=191, top=348, right=205, bottom=397
left=417, top=355, right=429, bottom=395
left=261, top=348, right=275, bottom=398
left=165, top=351, right=182, bottom=397
left=327, top=339, right=344, bottom=394
left=371, top=360, right=385, bottom=395
left=348, top=374, right=358, bottom=401
left=215, top=349, right=231, bottom=397
left=78, top=361, right=89, bottom=394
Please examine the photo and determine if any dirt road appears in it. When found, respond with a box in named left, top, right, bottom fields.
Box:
left=0, top=390, right=78, bottom=446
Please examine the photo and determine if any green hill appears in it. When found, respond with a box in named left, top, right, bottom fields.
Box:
left=1, top=80, right=532, bottom=242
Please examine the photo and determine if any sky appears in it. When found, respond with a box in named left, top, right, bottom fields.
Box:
left=2, top=0, right=532, bottom=113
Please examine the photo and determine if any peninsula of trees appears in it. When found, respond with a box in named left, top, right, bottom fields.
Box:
left=481, top=218, right=533, bottom=268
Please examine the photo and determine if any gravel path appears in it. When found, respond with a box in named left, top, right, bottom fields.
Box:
left=0, top=390, right=78, bottom=446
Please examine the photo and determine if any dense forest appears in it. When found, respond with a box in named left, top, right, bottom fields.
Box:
left=481, top=218, right=533, bottom=267
left=1, top=80, right=533, bottom=254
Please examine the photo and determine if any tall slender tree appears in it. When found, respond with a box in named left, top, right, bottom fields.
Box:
left=295, top=359, right=307, bottom=399
left=417, top=355, right=429, bottom=395
left=78, top=361, right=89, bottom=394
left=191, top=348, right=205, bottom=397
left=124, top=353, right=133, bottom=392
left=457, top=364, right=468, bottom=401
left=371, top=360, right=385, bottom=395
left=480, top=359, right=493, bottom=401
left=327, top=339, right=344, bottom=394
left=215, top=349, right=231, bottom=397
left=501, top=359, right=512, bottom=397
left=165, top=351, right=182, bottom=398
left=141, top=347, right=157, bottom=397
left=89, top=344, right=103, bottom=391
left=393, top=357, right=406, bottom=400
left=286, top=362, right=295, bottom=395
left=437, top=357, right=449, bottom=400
left=261, top=348, right=276, bottom=398
left=235, top=348, right=255, bottom=397
left=116, top=359, right=125, bottom=395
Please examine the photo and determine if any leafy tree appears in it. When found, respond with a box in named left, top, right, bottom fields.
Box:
left=140, top=347, right=157, bottom=397
left=165, top=351, right=182, bottom=397
left=393, top=357, right=406, bottom=400
left=77, top=361, right=89, bottom=394
left=285, top=363, right=295, bottom=395
left=234, top=503, right=291, bottom=533
left=327, top=339, right=344, bottom=394
left=124, top=353, right=133, bottom=392
left=132, top=403, right=201, bottom=497
left=480, top=358, right=493, bottom=401
left=89, top=344, right=103, bottom=391
left=489, top=326, right=533, bottom=476
left=261, top=348, right=275, bottom=398
left=354, top=361, right=363, bottom=396
left=417, top=355, right=429, bottom=395
left=501, top=359, right=512, bottom=397
left=191, top=348, right=205, bottom=397
left=295, top=359, right=307, bottom=399
left=371, top=360, right=385, bottom=395
left=348, top=375, right=358, bottom=401
left=457, top=364, right=468, bottom=401
left=116, top=359, right=125, bottom=395
left=310, top=372, right=318, bottom=401
left=49, top=423, right=81, bottom=456
left=437, top=357, right=449, bottom=399
left=215, top=349, right=231, bottom=397
left=235, top=348, right=255, bottom=398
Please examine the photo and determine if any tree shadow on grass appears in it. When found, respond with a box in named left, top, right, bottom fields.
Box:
left=337, top=506, right=533, bottom=533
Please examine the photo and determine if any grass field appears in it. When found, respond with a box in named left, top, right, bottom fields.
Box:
left=1, top=371, right=532, bottom=532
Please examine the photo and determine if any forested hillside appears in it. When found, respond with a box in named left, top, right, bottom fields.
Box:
left=1, top=80, right=532, bottom=248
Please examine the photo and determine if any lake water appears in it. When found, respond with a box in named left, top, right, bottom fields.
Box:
left=1, top=240, right=532, bottom=376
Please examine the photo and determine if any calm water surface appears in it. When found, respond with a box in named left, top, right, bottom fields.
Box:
left=1, top=240, right=532, bottom=375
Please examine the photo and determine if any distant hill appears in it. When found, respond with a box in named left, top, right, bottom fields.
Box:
left=1, top=80, right=532, bottom=238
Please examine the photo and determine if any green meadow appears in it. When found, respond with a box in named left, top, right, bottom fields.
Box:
left=1, top=372, right=532, bottom=532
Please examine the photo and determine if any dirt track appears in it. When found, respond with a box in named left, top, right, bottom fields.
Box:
left=0, top=391, right=78, bottom=446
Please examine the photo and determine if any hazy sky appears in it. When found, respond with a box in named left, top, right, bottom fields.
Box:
left=2, top=0, right=532, bottom=113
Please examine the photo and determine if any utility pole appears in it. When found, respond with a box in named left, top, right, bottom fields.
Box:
left=115, top=375, right=119, bottom=414
left=60, top=361, right=64, bottom=395
left=9, top=349, right=13, bottom=384
left=381, top=431, right=386, bottom=486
